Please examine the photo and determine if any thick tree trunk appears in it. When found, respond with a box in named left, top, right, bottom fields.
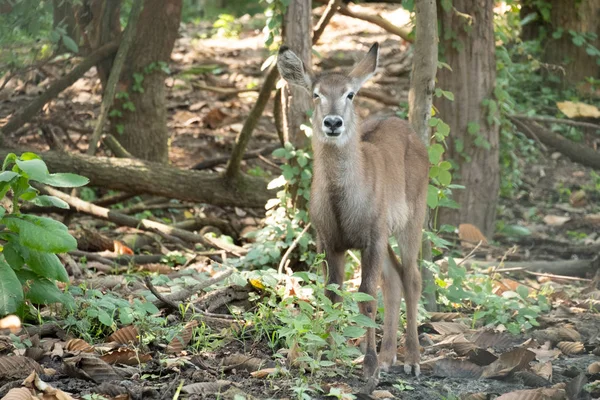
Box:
left=409, top=0, right=438, bottom=312
left=521, top=0, right=600, bottom=86
left=281, top=0, right=312, bottom=149
left=110, top=0, right=182, bottom=163
left=436, top=0, right=500, bottom=238
left=0, top=149, right=273, bottom=208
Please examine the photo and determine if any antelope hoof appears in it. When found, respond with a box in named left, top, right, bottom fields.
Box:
left=378, top=354, right=397, bottom=372
left=403, top=363, right=421, bottom=377
left=363, top=351, right=380, bottom=379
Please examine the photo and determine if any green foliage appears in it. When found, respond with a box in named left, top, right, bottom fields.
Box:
left=213, top=14, right=243, bottom=38
left=436, top=258, right=550, bottom=334
left=237, top=143, right=314, bottom=269
left=64, top=286, right=160, bottom=341
left=0, top=152, right=89, bottom=316
left=243, top=266, right=375, bottom=375
left=261, top=0, right=289, bottom=48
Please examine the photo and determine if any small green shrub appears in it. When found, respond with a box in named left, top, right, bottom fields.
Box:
left=0, top=152, right=88, bottom=316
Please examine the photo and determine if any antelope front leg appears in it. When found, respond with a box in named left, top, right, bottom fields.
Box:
left=359, top=244, right=383, bottom=379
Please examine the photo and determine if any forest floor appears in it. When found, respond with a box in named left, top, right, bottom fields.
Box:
left=1, top=4, right=600, bottom=400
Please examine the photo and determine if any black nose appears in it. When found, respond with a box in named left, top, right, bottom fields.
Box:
left=323, top=116, right=343, bottom=130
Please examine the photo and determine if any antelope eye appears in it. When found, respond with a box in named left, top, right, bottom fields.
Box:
left=313, top=92, right=320, bottom=99
left=347, top=92, right=355, bottom=100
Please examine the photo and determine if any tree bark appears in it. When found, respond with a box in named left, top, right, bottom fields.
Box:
left=0, top=148, right=273, bottom=208
left=87, top=0, right=144, bottom=156
left=53, top=0, right=80, bottom=53
left=521, top=0, right=600, bottom=85
left=435, top=0, right=500, bottom=238
left=111, top=0, right=182, bottom=163
left=409, top=0, right=438, bottom=312
left=281, top=0, right=312, bottom=149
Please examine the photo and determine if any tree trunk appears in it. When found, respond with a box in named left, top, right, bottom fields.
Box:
left=110, top=0, right=182, bottom=163
left=80, top=0, right=122, bottom=84
left=435, top=0, right=500, bottom=238
left=0, top=148, right=273, bottom=208
left=281, top=0, right=312, bottom=149
left=409, top=0, right=438, bottom=312
left=521, top=0, right=600, bottom=86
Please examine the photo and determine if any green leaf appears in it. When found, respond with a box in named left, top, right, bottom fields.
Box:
left=427, top=185, right=439, bottom=209
left=428, top=143, right=444, bottom=164
left=30, top=195, right=70, bottom=209
left=436, top=121, right=450, bottom=137
left=3, top=214, right=77, bottom=253
left=15, top=159, right=49, bottom=181
left=0, top=171, right=18, bottom=183
left=272, top=148, right=286, bottom=158
left=61, top=35, right=79, bottom=53
left=439, top=161, right=452, bottom=171
left=2, top=241, right=25, bottom=270
left=351, top=314, right=378, bottom=328
left=442, top=90, right=454, bottom=101
left=428, top=117, right=440, bottom=127
left=0, top=255, right=25, bottom=315
left=467, top=122, right=480, bottom=135
left=438, top=170, right=452, bottom=186
left=2, top=153, right=17, bottom=170
left=15, top=269, right=66, bottom=305
left=516, top=285, right=529, bottom=299
left=19, top=247, right=69, bottom=282
left=342, top=326, right=366, bottom=338
left=40, top=173, right=89, bottom=188
left=351, top=292, right=375, bottom=302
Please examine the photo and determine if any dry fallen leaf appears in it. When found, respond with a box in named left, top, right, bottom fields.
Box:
left=458, top=223, right=488, bottom=245
left=65, top=339, right=94, bottom=353
left=0, top=315, right=21, bottom=333
left=166, top=320, right=198, bottom=354
left=427, top=321, right=469, bottom=335
left=556, top=341, right=584, bottom=355
left=557, top=100, right=600, bottom=118
left=429, top=312, right=463, bottom=322
left=542, top=215, right=571, bottom=226
left=481, top=347, right=536, bottom=379
left=531, top=361, right=553, bottom=381
left=181, top=380, right=232, bottom=395
left=107, top=326, right=140, bottom=345
left=250, top=367, right=280, bottom=378
left=587, top=362, right=600, bottom=375
left=496, top=387, right=565, bottom=400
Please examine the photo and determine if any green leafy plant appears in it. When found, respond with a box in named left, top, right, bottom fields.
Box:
left=239, top=143, right=314, bottom=269
left=0, top=152, right=89, bottom=316
left=64, top=286, right=160, bottom=341
left=436, top=258, right=550, bottom=334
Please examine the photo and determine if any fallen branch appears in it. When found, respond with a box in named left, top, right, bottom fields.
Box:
left=512, top=114, right=600, bottom=132
left=38, top=185, right=244, bottom=253
left=191, top=144, right=280, bottom=171
left=0, top=148, right=273, bottom=208
left=87, top=0, right=143, bottom=156
left=0, top=41, right=119, bottom=136
left=516, top=120, right=600, bottom=170
left=278, top=223, right=311, bottom=274
left=69, top=250, right=164, bottom=266
left=461, top=257, right=599, bottom=277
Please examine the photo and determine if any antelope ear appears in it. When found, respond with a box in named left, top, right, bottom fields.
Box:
left=277, top=46, right=313, bottom=93
left=349, top=43, right=379, bottom=89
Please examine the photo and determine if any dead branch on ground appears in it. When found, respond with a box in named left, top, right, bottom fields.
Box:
left=461, top=257, right=600, bottom=277
left=191, top=144, right=280, bottom=171
left=515, top=120, right=600, bottom=170
left=0, top=148, right=273, bottom=208
left=512, top=114, right=600, bottom=132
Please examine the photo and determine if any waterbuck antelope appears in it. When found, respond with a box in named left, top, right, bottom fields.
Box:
left=277, top=43, right=429, bottom=379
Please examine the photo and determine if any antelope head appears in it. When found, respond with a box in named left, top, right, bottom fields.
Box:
left=277, top=43, right=379, bottom=145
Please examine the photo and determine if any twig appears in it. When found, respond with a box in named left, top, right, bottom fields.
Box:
left=524, top=271, right=592, bottom=282
left=192, top=82, right=258, bottom=95
left=145, top=276, right=180, bottom=313
left=457, top=240, right=483, bottom=267
left=512, top=114, right=600, bottom=132
left=191, top=144, right=280, bottom=170
left=278, top=223, right=311, bottom=274
left=509, top=116, right=548, bottom=151
left=94, top=192, right=138, bottom=207
left=102, top=134, right=134, bottom=158
left=313, top=0, right=342, bottom=43
left=224, top=65, right=280, bottom=180
left=87, top=0, right=144, bottom=156
left=38, top=184, right=221, bottom=250
left=0, top=41, right=119, bottom=136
